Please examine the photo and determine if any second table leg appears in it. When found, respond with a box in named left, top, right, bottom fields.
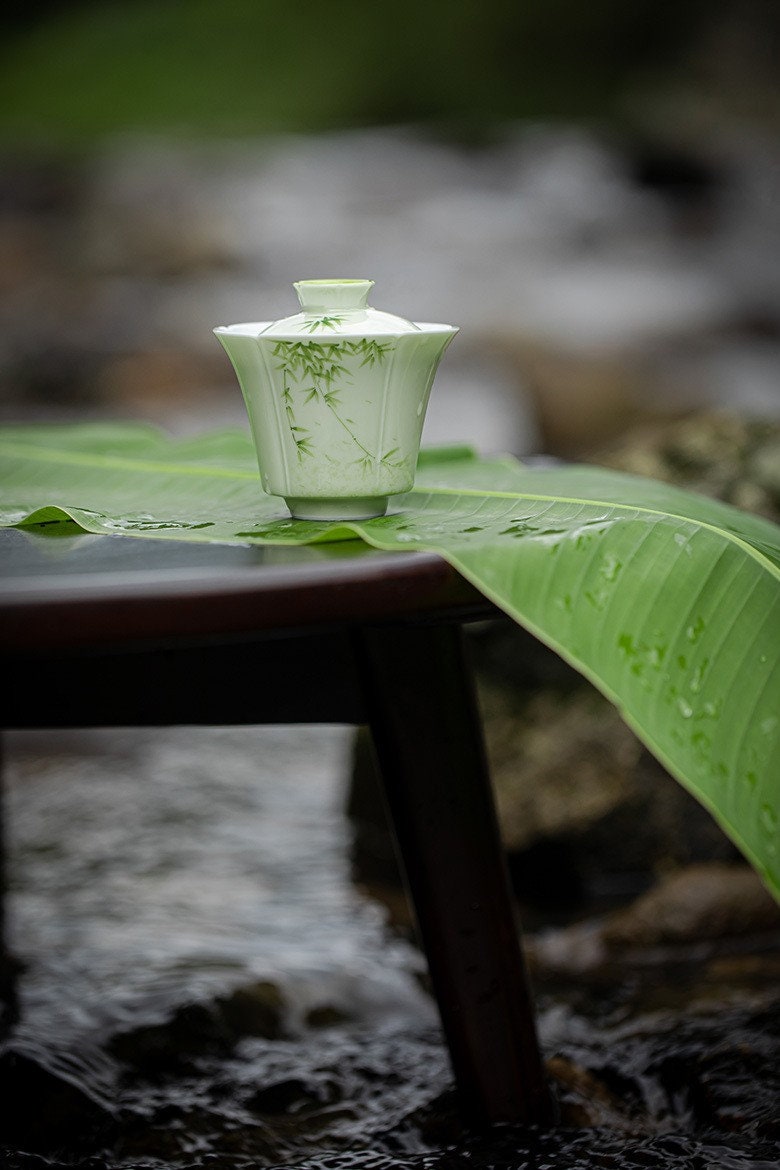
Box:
left=355, top=622, right=554, bottom=1126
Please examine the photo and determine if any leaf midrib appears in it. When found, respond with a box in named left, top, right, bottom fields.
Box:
left=411, top=485, right=780, bottom=580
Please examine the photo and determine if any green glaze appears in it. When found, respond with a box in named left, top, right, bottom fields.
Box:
left=214, top=280, right=457, bottom=519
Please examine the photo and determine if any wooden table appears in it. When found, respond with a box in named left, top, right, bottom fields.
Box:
left=0, top=526, right=552, bottom=1125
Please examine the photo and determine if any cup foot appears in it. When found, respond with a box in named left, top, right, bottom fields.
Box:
left=286, top=496, right=388, bottom=521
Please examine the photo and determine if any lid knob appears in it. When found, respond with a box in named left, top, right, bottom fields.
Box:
left=293, top=279, right=374, bottom=315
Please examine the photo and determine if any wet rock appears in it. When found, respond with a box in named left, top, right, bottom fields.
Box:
left=109, top=1000, right=237, bottom=1074
left=305, top=1003, right=353, bottom=1029
left=247, top=1074, right=341, bottom=1117
left=634, top=999, right=780, bottom=1141
left=592, top=411, right=780, bottom=522
left=217, top=979, right=288, bottom=1040
left=114, top=1100, right=278, bottom=1167
left=0, top=1041, right=116, bottom=1151
left=482, top=682, right=643, bottom=852
left=110, top=981, right=289, bottom=1074
left=546, top=1054, right=638, bottom=1129
left=683, top=1005, right=780, bottom=1138
left=529, top=864, right=780, bottom=987
left=0, top=1156, right=110, bottom=1170
left=0, top=902, right=21, bottom=1042
left=705, top=950, right=780, bottom=988
left=481, top=677, right=739, bottom=906
left=749, top=437, right=780, bottom=498
left=391, top=1087, right=465, bottom=1149
left=501, top=338, right=662, bottom=458
left=528, top=919, right=611, bottom=979
left=601, top=863, right=780, bottom=949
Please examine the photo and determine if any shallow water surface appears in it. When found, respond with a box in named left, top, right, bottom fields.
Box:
left=1, top=727, right=778, bottom=1168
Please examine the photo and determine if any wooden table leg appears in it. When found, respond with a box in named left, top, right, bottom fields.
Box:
left=355, top=623, right=554, bottom=1126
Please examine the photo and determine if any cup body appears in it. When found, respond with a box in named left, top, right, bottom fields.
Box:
left=215, top=325, right=456, bottom=519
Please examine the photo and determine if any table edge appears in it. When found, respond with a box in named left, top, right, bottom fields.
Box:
left=1, top=549, right=497, bottom=650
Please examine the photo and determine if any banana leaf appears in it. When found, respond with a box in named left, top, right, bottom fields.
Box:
left=2, top=421, right=778, bottom=899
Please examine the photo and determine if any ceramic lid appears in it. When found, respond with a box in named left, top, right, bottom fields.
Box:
left=254, top=279, right=425, bottom=337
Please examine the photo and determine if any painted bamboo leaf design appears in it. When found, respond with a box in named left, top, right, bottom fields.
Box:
left=303, top=314, right=346, bottom=332
left=271, top=338, right=403, bottom=468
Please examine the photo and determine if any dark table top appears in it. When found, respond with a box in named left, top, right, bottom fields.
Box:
left=0, top=527, right=494, bottom=651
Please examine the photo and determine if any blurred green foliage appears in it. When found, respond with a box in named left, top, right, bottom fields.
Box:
left=0, top=0, right=713, bottom=143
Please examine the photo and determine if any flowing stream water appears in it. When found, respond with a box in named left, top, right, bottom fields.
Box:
left=1, top=725, right=778, bottom=1169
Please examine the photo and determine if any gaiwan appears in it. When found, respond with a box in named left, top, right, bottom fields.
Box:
left=214, top=279, right=457, bottom=520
